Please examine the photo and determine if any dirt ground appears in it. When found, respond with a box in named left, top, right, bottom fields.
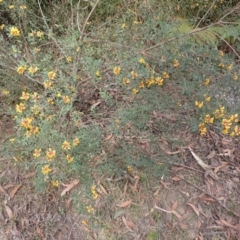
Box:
left=1, top=114, right=240, bottom=240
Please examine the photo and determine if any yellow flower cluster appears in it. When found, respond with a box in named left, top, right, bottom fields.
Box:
left=42, top=165, right=51, bottom=175
left=113, top=66, right=121, bottom=75
left=91, top=185, right=99, bottom=199
left=62, top=140, right=71, bottom=150
left=66, top=154, right=74, bottom=163
left=48, top=71, right=56, bottom=80
left=86, top=205, right=94, bottom=213
left=46, top=148, right=56, bottom=160
left=222, top=114, right=239, bottom=136
left=52, top=180, right=59, bottom=187
left=33, top=149, right=41, bottom=157
left=10, top=27, right=20, bottom=37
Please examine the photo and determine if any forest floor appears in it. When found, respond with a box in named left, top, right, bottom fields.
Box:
left=1, top=111, right=240, bottom=240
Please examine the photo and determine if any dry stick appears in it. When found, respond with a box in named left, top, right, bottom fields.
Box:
left=195, top=0, right=217, bottom=29
left=67, top=216, right=81, bottom=240
left=179, top=176, right=240, bottom=218
left=37, top=0, right=67, bottom=58
left=214, top=32, right=240, bottom=59
left=79, top=0, right=100, bottom=43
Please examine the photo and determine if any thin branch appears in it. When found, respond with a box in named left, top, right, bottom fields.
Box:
left=79, top=0, right=100, bottom=43
left=195, top=0, right=217, bottom=29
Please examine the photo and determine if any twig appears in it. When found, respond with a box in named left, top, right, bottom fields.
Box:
left=67, top=216, right=81, bottom=240
left=179, top=176, right=240, bottom=218
left=195, top=0, right=217, bottom=29
left=79, top=0, right=100, bottom=43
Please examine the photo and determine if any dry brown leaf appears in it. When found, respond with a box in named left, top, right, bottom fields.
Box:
left=4, top=204, right=13, bottom=220
left=122, top=216, right=134, bottom=231
left=171, top=200, right=178, bottom=211
left=206, top=150, right=216, bottom=159
left=117, top=200, right=132, bottom=208
left=36, top=225, right=44, bottom=238
left=0, top=184, right=8, bottom=196
left=172, top=210, right=182, bottom=219
left=153, top=187, right=161, bottom=196
left=218, top=219, right=237, bottom=229
left=99, top=184, right=108, bottom=195
left=129, top=176, right=139, bottom=193
left=214, top=162, right=228, bottom=174
left=10, top=184, right=22, bottom=198
left=123, top=181, right=128, bottom=195
left=22, top=171, right=36, bottom=179
left=172, top=176, right=181, bottom=181
left=187, top=203, right=200, bottom=216
left=103, top=133, right=113, bottom=141
left=4, top=184, right=15, bottom=189
left=61, top=179, right=79, bottom=196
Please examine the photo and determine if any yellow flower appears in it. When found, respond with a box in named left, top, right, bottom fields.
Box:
left=66, top=154, right=74, bottom=163
left=30, top=126, right=39, bottom=135
left=204, top=114, right=214, bottom=124
left=204, top=96, right=211, bottom=102
left=73, top=138, right=80, bottom=146
left=43, top=81, right=52, bottom=89
left=86, top=205, right=94, bottom=213
left=198, top=123, right=207, bottom=135
left=42, top=165, right=51, bottom=175
left=16, top=103, right=26, bottom=113
left=66, top=56, right=72, bottom=62
left=31, top=92, right=39, bottom=101
left=46, top=148, right=56, bottom=160
left=62, top=95, right=70, bottom=103
left=33, top=149, right=41, bottom=157
left=17, top=65, right=27, bottom=75
left=122, top=77, right=130, bottom=85
left=195, top=101, right=204, bottom=109
left=0, top=24, right=5, bottom=30
left=10, top=26, right=20, bottom=36
left=28, top=66, right=38, bottom=75
left=113, top=66, right=121, bottom=75
left=227, top=63, right=233, bottom=71
left=219, top=63, right=225, bottom=68
left=162, top=72, right=169, bottom=79
left=139, top=81, right=145, bottom=88
left=173, top=59, right=179, bottom=68
left=62, top=141, right=71, bottom=150
left=29, top=31, right=36, bottom=37
left=132, top=88, right=139, bottom=94
left=91, top=185, right=99, bottom=199
left=20, top=91, right=30, bottom=100
left=2, top=90, right=10, bottom=96
left=9, top=138, right=15, bottom=143
left=233, top=75, right=238, bottom=80
left=34, top=47, right=40, bottom=53
left=9, top=5, right=14, bottom=9
left=121, top=23, right=126, bottom=29
left=52, top=180, right=59, bottom=187
left=31, top=105, right=40, bottom=115
left=76, top=46, right=81, bottom=52
left=82, top=220, right=88, bottom=226
left=219, top=50, right=224, bottom=56
left=48, top=71, right=56, bottom=80
left=131, top=71, right=138, bottom=79
left=230, top=114, right=238, bottom=123
left=155, top=77, right=164, bottom=86
left=20, top=117, right=33, bottom=129
left=20, top=5, right=27, bottom=10
left=36, top=31, right=43, bottom=38
left=47, top=98, right=54, bottom=105
left=139, top=58, right=145, bottom=64
left=204, top=78, right=210, bottom=85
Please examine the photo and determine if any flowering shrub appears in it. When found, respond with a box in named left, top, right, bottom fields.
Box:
left=0, top=0, right=239, bottom=217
